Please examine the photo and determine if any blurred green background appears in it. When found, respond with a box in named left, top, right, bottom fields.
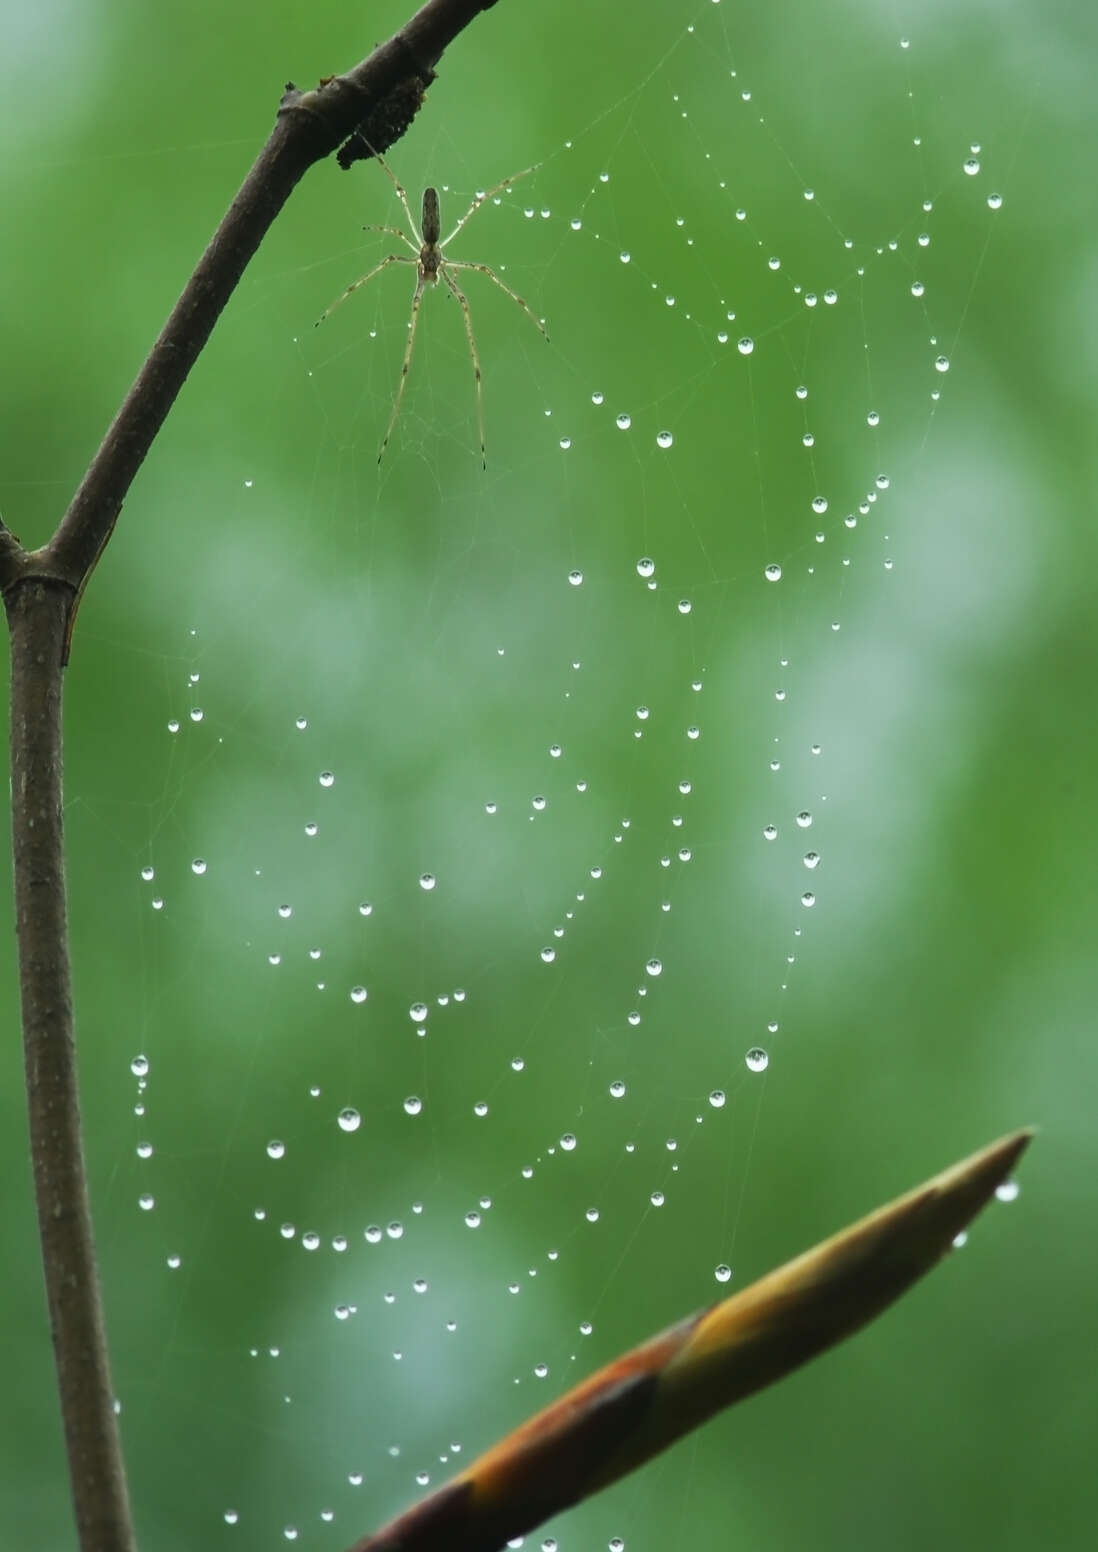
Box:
left=1, top=1, right=1094, bottom=1548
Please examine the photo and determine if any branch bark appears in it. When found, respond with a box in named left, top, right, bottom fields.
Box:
left=0, top=3, right=507, bottom=1549
left=6, top=580, right=134, bottom=1552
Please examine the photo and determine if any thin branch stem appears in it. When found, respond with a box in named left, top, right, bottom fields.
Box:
left=0, top=4, right=508, bottom=1548
left=5, top=580, right=135, bottom=1552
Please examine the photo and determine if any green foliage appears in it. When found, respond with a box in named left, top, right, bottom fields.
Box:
left=0, top=3, right=1092, bottom=1549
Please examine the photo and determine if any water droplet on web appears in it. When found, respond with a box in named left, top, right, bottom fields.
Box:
left=656, top=430, right=673, bottom=449
left=645, top=957, right=663, bottom=977
left=708, top=1090, right=726, bottom=1108
left=796, top=811, right=813, bottom=828
left=191, top=858, right=207, bottom=876
left=131, top=1054, right=149, bottom=1078
left=714, top=1263, right=732, bottom=1284
left=419, top=872, right=436, bottom=891
left=266, top=1140, right=286, bottom=1160
left=745, top=1048, right=769, bottom=1073
left=585, top=1207, right=600, bottom=1223
left=337, top=1108, right=361, bottom=1133
left=403, top=1096, right=422, bottom=1116
left=737, top=337, right=754, bottom=355
left=934, top=355, right=950, bottom=373
left=568, top=569, right=584, bottom=587
left=318, top=771, right=335, bottom=788
left=616, top=412, right=632, bottom=430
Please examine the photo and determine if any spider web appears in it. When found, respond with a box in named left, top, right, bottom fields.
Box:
left=2, top=3, right=1043, bottom=1549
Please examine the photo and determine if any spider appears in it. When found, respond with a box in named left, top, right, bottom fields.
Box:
left=317, top=156, right=549, bottom=466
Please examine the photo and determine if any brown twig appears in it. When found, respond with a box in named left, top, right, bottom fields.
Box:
left=0, top=3, right=507, bottom=1548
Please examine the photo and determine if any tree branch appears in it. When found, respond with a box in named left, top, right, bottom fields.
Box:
left=1, top=4, right=508, bottom=1548
left=0, top=0, right=505, bottom=654
left=5, top=579, right=135, bottom=1552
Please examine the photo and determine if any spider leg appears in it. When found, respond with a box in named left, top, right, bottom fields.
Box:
left=373, top=155, right=422, bottom=244
left=378, top=271, right=429, bottom=464
left=447, top=260, right=549, bottom=343
left=442, top=164, right=540, bottom=246
left=364, top=223, right=419, bottom=247
left=316, top=253, right=416, bottom=326
left=441, top=268, right=488, bottom=469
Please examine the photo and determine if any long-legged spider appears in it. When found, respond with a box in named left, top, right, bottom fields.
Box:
left=317, top=156, right=549, bottom=466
